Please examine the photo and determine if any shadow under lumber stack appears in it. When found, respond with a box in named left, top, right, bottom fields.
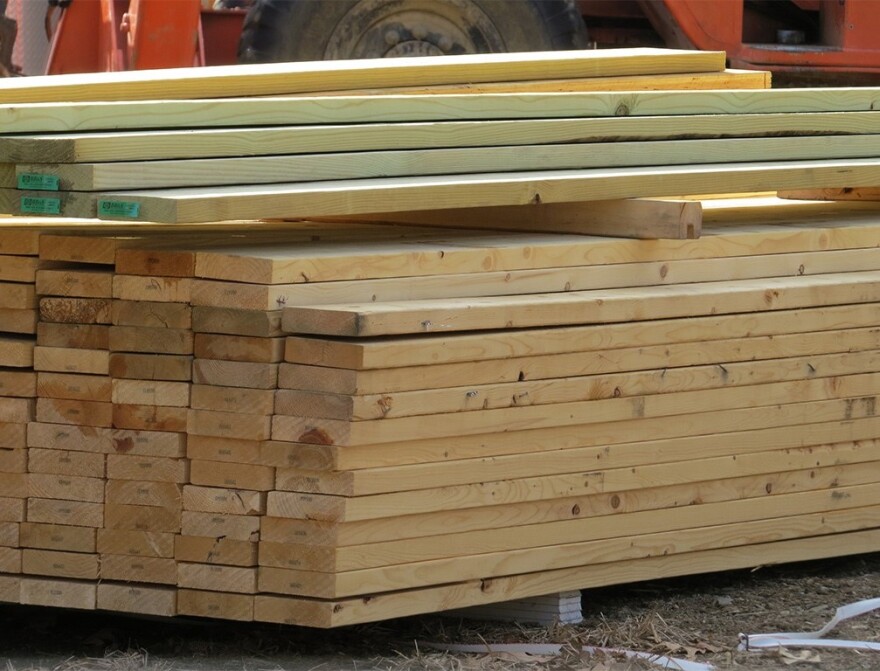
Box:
left=0, top=47, right=876, bottom=626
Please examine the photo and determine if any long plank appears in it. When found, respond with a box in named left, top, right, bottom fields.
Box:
left=254, top=530, right=880, bottom=627
left=0, top=48, right=724, bottom=103
left=780, top=187, right=880, bottom=201
left=257, top=504, right=880, bottom=599
left=282, top=271, right=880, bottom=337
left=3, top=88, right=879, bottom=134
left=18, top=134, right=880, bottom=191
left=83, top=157, right=880, bottom=225
left=198, top=246, right=880, bottom=310
left=192, top=216, right=880, bottom=285
left=263, top=459, right=880, bottom=546
left=9, top=113, right=879, bottom=165
left=261, top=480, right=880, bottom=574
left=273, top=372, right=880, bottom=446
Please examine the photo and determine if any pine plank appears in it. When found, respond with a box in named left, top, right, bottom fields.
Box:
left=36, top=323, right=109, bottom=350
left=174, top=536, right=258, bottom=567
left=36, top=372, right=111, bottom=402
left=28, top=473, right=103, bottom=503
left=27, top=449, right=104, bottom=478
left=34, top=398, right=111, bottom=428
left=110, top=380, right=190, bottom=407
left=192, top=307, right=283, bottom=337
left=112, top=276, right=191, bottom=303
left=193, top=334, right=285, bottom=364
left=190, top=385, right=275, bottom=416
left=0, top=309, right=38, bottom=335
left=0, top=336, right=35, bottom=368
left=188, top=460, right=274, bottom=492
left=106, top=455, right=189, bottom=483
left=108, top=326, right=193, bottom=355
left=108, top=353, right=192, bottom=381
left=192, top=360, right=277, bottom=390
left=101, top=555, right=177, bottom=585
left=0, top=48, right=725, bottom=103
left=39, top=297, right=111, bottom=324
left=0, top=370, right=36, bottom=398
left=111, top=403, right=188, bottom=432
left=20, top=577, right=95, bottom=610
left=111, top=300, right=191, bottom=329
left=187, top=435, right=262, bottom=466
left=0, top=254, right=42, bottom=283
left=26, top=499, right=103, bottom=528
left=179, top=563, right=257, bottom=594
left=0, top=282, right=36, bottom=309
left=96, top=529, right=176, bottom=558
left=35, top=268, right=113, bottom=298
left=188, top=410, right=272, bottom=442
left=181, top=511, right=260, bottom=542
left=780, top=187, right=880, bottom=201
left=182, top=486, right=265, bottom=516
left=178, top=589, right=253, bottom=621
left=22, top=549, right=99, bottom=580
left=96, top=583, right=176, bottom=617
left=103, top=503, right=180, bottom=533
left=19, top=523, right=96, bottom=553
left=104, top=481, right=182, bottom=508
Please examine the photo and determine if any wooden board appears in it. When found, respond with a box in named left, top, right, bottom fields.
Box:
left=109, top=326, right=193, bottom=355
left=0, top=309, right=38, bottom=335
left=192, top=307, right=283, bottom=337
left=36, top=323, right=109, bottom=350
left=178, top=563, right=257, bottom=594
left=0, top=370, right=36, bottom=398
left=779, top=187, right=880, bottom=201
left=190, top=385, right=275, bottom=416
left=39, top=297, right=111, bottom=324
left=104, top=481, right=182, bottom=509
left=188, top=460, right=275, bottom=492
left=103, top=503, right=181, bottom=533
left=192, top=360, right=277, bottom=390
left=97, top=529, right=176, bottom=558
left=193, top=334, right=285, bottom=364
left=174, top=536, right=258, bottom=567
left=22, top=549, right=99, bottom=580
left=36, top=372, right=111, bottom=402
left=0, top=336, right=35, bottom=368
left=182, top=486, right=265, bottom=516
left=180, top=511, right=260, bottom=542
left=178, top=589, right=253, bottom=621
left=108, top=353, right=192, bottom=381
left=7, top=87, right=880, bottom=136
left=19, top=576, right=96, bottom=610
left=101, top=554, right=177, bottom=585
left=106, top=455, right=189, bottom=483
left=0, top=48, right=725, bottom=103
left=111, top=300, right=192, bottom=329
left=26, top=498, right=103, bottom=528
left=96, top=583, right=176, bottom=617
left=80, top=159, right=880, bottom=224
left=112, top=403, right=188, bottom=432
left=112, top=276, right=191, bottom=303
left=188, top=410, right=272, bottom=442
left=35, top=269, right=113, bottom=298
left=111, top=380, right=190, bottom=407
left=35, top=398, right=111, bottom=427
left=27, top=449, right=105, bottom=478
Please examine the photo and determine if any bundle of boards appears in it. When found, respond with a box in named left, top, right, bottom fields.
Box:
left=0, top=47, right=878, bottom=627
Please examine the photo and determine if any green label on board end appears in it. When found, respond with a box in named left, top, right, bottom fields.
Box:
left=17, top=173, right=60, bottom=191
left=20, top=196, right=61, bottom=215
left=98, top=200, right=140, bottom=219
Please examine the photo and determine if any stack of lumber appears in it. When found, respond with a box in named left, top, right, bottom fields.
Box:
left=0, top=48, right=877, bottom=627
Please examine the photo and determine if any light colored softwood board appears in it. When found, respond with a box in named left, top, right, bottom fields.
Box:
left=0, top=397, right=34, bottom=423
left=228, top=244, right=880, bottom=311
left=178, top=589, right=253, bottom=622
left=104, top=480, right=182, bottom=509
left=108, top=353, right=192, bottom=381
left=187, top=409, right=272, bottom=442
left=266, top=408, right=880, bottom=522
left=178, top=563, right=257, bottom=594
left=282, top=271, right=880, bottom=338
left=27, top=449, right=104, bottom=478
left=0, top=337, right=34, bottom=368
left=22, top=549, right=99, bottom=580
left=96, top=529, right=175, bottom=558
left=192, top=307, right=283, bottom=337
left=10, top=87, right=880, bottom=136
left=100, top=554, right=177, bottom=585
left=253, top=460, right=880, bottom=547
left=180, top=511, right=260, bottom=542
left=109, top=326, right=193, bottom=355
left=193, top=334, right=285, bottom=364
left=0, top=547, right=20, bottom=573
left=276, top=371, right=880, bottom=447
left=261, top=480, right=880, bottom=573
left=254, top=529, right=880, bottom=628
left=183, top=485, right=265, bottom=516
left=190, top=385, right=274, bottom=416
left=31, top=134, right=880, bottom=194
left=112, top=403, right=188, bottom=433
left=188, top=460, right=275, bottom=493
left=0, top=48, right=725, bottom=103
left=281, top=304, right=874, bottom=370
left=7, top=110, right=880, bottom=164
left=20, top=522, right=95, bottom=553
left=105, top=455, right=189, bottom=483
left=27, top=473, right=103, bottom=503
left=0, top=473, right=27, bottom=498
left=33, top=347, right=109, bottom=375
left=0, top=422, right=26, bottom=449
left=258, top=504, right=880, bottom=600
left=0, top=370, right=36, bottom=398
left=0, top=164, right=14, bottom=188
left=274, top=348, right=880, bottom=422
left=0, top=575, right=20, bottom=603
left=186, top=435, right=262, bottom=466
left=26, top=498, right=103, bottom=528
left=108, top=428, right=187, bottom=458
left=39, top=233, right=141, bottom=266
left=111, top=300, right=192, bottom=329
left=0, top=449, right=26, bottom=473
left=26, top=423, right=110, bottom=455
left=35, top=398, right=112, bottom=428
left=779, top=187, right=880, bottom=201
left=96, top=583, right=176, bottom=617
left=36, top=323, right=110, bottom=350
left=0, top=497, right=26, bottom=523
left=0, top=254, right=40, bottom=283
left=111, top=380, right=190, bottom=407
left=0, top=522, right=18, bottom=547
left=111, top=276, right=191, bottom=304
left=175, top=536, right=258, bottom=567
left=39, top=297, right=111, bottom=324
left=103, top=503, right=180, bottom=533
left=89, top=159, right=880, bottom=225
left=19, top=576, right=96, bottom=610
left=0, top=283, right=36, bottom=310
left=195, top=217, right=880, bottom=286
left=35, top=268, right=113, bottom=298
left=192, top=360, right=278, bottom=390
left=0, top=309, right=38, bottom=335
left=279, top=326, right=880, bottom=396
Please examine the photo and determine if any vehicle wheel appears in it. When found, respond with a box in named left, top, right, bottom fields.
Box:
left=238, top=0, right=588, bottom=63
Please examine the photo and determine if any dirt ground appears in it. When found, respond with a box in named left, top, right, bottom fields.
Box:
left=0, top=552, right=877, bottom=671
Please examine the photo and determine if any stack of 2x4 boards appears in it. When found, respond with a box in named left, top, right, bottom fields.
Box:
left=0, top=47, right=879, bottom=626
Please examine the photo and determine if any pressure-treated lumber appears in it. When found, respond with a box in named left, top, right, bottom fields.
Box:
left=6, top=113, right=879, bottom=165
left=74, top=157, right=880, bottom=225
left=3, top=88, right=879, bottom=135
left=0, top=48, right=725, bottom=103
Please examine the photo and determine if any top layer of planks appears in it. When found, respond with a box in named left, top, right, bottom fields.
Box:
left=0, top=48, right=725, bottom=103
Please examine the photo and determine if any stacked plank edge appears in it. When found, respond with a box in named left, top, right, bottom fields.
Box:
left=0, top=47, right=878, bottom=627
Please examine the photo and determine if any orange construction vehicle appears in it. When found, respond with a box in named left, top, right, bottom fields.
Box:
left=9, top=0, right=880, bottom=83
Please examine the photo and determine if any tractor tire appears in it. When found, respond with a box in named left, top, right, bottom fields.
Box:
left=238, top=0, right=589, bottom=63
